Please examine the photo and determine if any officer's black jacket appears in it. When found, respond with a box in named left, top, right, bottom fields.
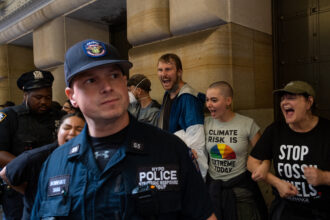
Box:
left=0, top=103, right=63, bottom=156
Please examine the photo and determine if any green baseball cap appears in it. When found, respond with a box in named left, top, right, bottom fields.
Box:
left=273, top=81, right=315, bottom=98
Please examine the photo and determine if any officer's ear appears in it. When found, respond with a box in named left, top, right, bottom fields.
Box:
left=23, top=92, right=28, bottom=101
left=23, top=92, right=29, bottom=106
left=65, top=87, right=78, bottom=108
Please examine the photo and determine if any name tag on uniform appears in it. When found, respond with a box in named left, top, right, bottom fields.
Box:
left=47, top=175, right=70, bottom=197
left=137, top=165, right=180, bottom=191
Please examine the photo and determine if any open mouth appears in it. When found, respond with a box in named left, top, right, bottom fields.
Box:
left=283, top=106, right=295, bottom=117
left=162, top=79, right=171, bottom=85
left=208, top=109, right=216, bottom=116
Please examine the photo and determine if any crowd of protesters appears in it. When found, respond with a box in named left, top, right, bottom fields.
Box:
left=0, top=39, right=329, bottom=220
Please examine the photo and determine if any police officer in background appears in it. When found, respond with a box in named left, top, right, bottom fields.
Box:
left=0, top=70, right=63, bottom=220
left=31, top=39, right=217, bottom=219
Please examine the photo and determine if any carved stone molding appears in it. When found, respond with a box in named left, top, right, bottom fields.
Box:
left=0, top=0, right=95, bottom=44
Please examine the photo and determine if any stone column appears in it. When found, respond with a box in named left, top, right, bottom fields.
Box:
left=33, top=16, right=109, bottom=104
left=0, top=45, right=35, bottom=105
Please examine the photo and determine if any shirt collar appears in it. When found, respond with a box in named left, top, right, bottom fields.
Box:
left=67, top=115, right=148, bottom=160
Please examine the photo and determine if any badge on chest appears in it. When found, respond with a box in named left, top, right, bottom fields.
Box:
left=137, top=165, right=180, bottom=191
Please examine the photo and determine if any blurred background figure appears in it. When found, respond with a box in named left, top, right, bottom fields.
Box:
left=127, top=74, right=160, bottom=126
left=0, top=101, right=15, bottom=109
left=62, top=99, right=78, bottom=114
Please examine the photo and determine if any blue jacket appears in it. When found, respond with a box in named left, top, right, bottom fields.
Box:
left=31, top=116, right=213, bottom=219
left=158, top=83, right=205, bottom=133
left=158, top=84, right=208, bottom=178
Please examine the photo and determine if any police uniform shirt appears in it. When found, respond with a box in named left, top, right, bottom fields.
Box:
left=32, top=116, right=214, bottom=219
left=0, top=103, right=62, bottom=156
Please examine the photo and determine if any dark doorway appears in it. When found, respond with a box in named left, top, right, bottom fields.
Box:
left=273, top=0, right=330, bottom=120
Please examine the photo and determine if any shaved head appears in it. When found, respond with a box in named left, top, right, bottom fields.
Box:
left=208, top=81, right=233, bottom=98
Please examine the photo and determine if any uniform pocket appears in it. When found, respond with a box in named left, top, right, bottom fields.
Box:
left=38, top=196, right=71, bottom=218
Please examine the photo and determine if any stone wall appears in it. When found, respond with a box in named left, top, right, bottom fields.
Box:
left=0, top=45, right=35, bottom=105
left=129, top=24, right=273, bottom=110
left=127, top=0, right=273, bottom=110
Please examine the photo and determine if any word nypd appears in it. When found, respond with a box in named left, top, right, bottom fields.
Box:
left=138, top=165, right=179, bottom=191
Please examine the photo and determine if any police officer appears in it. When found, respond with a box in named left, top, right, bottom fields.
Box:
left=0, top=70, right=63, bottom=220
left=31, top=39, right=217, bottom=220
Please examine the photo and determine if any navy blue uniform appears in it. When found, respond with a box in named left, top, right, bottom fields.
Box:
left=31, top=116, right=213, bottom=219
left=0, top=104, right=62, bottom=155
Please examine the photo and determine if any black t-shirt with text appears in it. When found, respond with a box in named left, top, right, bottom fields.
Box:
left=251, top=117, right=330, bottom=212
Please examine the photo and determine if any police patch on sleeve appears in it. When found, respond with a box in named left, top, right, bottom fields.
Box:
left=0, top=112, right=7, bottom=122
left=48, top=175, right=70, bottom=197
left=137, top=165, right=180, bottom=191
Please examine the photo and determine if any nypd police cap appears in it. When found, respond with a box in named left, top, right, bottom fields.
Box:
left=64, top=39, right=133, bottom=86
left=17, top=70, right=54, bottom=91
